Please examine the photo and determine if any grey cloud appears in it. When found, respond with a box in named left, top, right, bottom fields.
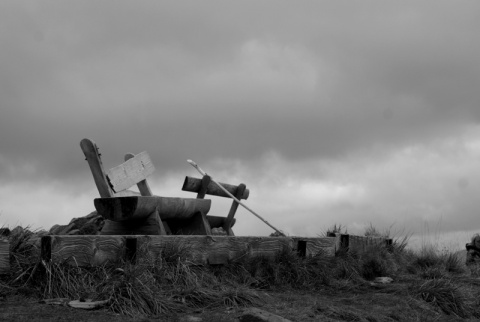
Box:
left=1, top=0, right=480, bottom=187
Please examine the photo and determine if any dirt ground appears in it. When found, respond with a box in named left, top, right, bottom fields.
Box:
left=1, top=285, right=475, bottom=322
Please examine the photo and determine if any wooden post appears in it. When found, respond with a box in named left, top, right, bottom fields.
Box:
left=223, top=183, right=246, bottom=236
left=340, top=234, right=349, bottom=251
left=196, top=175, right=211, bottom=199
left=0, top=239, right=9, bottom=274
left=80, top=138, right=114, bottom=198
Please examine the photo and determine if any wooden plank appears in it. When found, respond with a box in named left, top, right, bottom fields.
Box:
left=182, top=176, right=250, bottom=200
left=207, top=215, right=235, bottom=229
left=141, top=236, right=294, bottom=265
left=107, top=151, right=155, bottom=193
left=292, top=237, right=337, bottom=257
left=196, top=175, right=211, bottom=199
left=167, top=212, right=212, bottom=235
left=354, top=235, right=391, bottom=253
left=223, top=183, right=246, bottom=236
left=94, top=196, right=211, bottom=221
left=80, top=138, right=114, bottom=198
left=0, top=239, right=9, bottom=274
left=45, top=235, right=126, bottom=266
left=124, top=153, right=153, bottom=196
left=100, top=210, right=166, bottom=235
left=43, top=235, right=337, bottom=266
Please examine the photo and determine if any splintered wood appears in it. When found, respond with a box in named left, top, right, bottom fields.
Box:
left=41, top=235, right=337, bottom=266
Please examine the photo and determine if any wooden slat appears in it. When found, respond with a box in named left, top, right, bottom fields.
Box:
left=182, top=176, right=250, bottom=200
left=46, top=235, right=126, bottom=266
left=107, top=151, right=155, bottom=193
left=124, top=153, right=153, bottom=196
left=42, top=235, right=337, bottom=266
left=80, top=138, right=114, bottom=198
left=207, top=215, right=235, bottom=228
left=292, top=237, right=337, bottom=257
left=223, top=183, right=246, bottom=236
left=94, top=196, right=211, bottom=221
left=196, top=175, right=211, bottom=199
left=0, top=239, right=9, bottom=274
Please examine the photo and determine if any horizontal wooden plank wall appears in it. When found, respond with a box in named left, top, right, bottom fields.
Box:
left=0, top=239, right=9, bottom=274
left=328, top=233, right=392, bottom=253
left=40, top=235, right=337, bottom=266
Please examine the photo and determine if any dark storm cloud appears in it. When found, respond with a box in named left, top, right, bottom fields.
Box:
left=1, top=1, right=480, bottom=184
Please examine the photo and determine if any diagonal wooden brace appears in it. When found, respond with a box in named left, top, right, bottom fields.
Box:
left=223, top=183, right=246, bottom=236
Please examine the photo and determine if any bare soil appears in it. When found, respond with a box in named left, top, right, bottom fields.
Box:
left=1, top=283, right=476, bottom=322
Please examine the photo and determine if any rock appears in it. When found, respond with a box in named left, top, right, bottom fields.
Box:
left=374, top=277, right=393, bottom=284
left=239, top=308, right=292, bottom=322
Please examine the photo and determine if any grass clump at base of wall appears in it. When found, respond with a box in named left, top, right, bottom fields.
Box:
left=3, top=225, right=480, bottom=321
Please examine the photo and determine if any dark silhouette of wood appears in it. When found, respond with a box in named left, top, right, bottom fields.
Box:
left=0, top=239, right=10, bottom=274
left=223, top=183, right=246, bottom=236
left=94, top=196, right=211, bottom=221
left=183, top=176, right=249, bottom=200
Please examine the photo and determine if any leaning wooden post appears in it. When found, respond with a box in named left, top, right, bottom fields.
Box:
left=187, top=160, right=285, bottom=237
left=223, top=183, right=246, bottom=236
left=80, top=139, right=114, bottom=198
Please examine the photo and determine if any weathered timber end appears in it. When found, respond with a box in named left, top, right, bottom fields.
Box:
left=0, top=239, right=9, bottom=274
left=40, top=235, right=337, bottom=266
left=182, top=176, right=250, bottom=200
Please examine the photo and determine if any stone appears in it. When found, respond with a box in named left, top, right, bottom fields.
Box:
left=374, top=277, right=393, bottom=284
left=239, top=308, right=292, bottom=322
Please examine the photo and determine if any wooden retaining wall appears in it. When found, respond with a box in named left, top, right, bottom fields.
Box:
left=328, top=233, right=392, bottom=253
left=0, top=239, right=9, bottom=274
left=0, top=233, right=394, bottom=272
left=40, top=235, right=337, bottom=267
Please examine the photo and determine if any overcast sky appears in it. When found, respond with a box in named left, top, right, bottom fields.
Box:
left=1, top=1, right=479, bottom=248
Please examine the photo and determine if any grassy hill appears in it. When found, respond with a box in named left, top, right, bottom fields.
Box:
left=1, top=227, right=480, bottom=321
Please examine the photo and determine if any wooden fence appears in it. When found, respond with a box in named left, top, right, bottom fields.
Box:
left=328, top=233, right=393, bottom=253
left=0, top=233, right=394, bottom=272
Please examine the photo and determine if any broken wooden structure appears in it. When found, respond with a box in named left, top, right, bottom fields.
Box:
left=21, top=139, right=391, bottom=269
left=182, top=175, right=249, bottom=236
left=80, top=138, right=240, bottom=236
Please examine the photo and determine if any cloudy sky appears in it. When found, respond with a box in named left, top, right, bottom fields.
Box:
left=1, top=1, right=479, bottom=248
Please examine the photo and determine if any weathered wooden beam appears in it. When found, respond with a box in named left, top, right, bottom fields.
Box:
left=207, top=215, right=235, bottom=229
left=223, top=183, right=246, bottom=236
left=196, top=175, right=211, bottom=199
left=0, top=239, right=9, bottom=274
left=41, top=235, right=337, bottom=266
left=100, top=209, right=166, bottom=235
left=166, top=212, right=212, bottom=236
left=80, top=138, right=114, bottom=198
left=182, top=176, right=250, bottom=200
left=107, top=152, right=155, bottom=193
left=42, top=235, right=126, bottom=266
left=94, top=196, right=211, bottom=221
left=124, top=153, right=153, bottom=196
left=327, top=233, right=392, bottom=254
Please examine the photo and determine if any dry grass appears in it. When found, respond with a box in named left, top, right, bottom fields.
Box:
left=3, top=225, right=480, bottom=321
